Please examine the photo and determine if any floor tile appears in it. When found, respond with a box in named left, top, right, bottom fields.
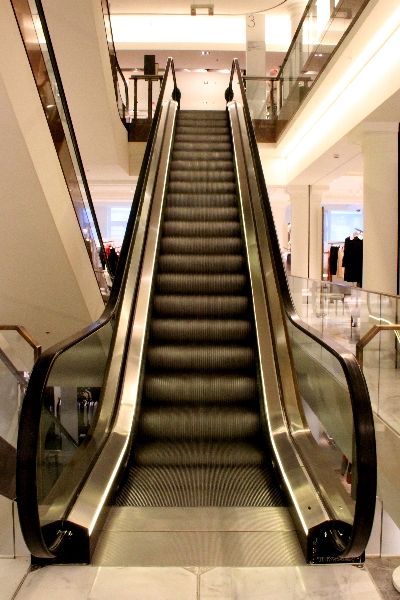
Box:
left=200, top=565, right=383, bottom=599
left=16, top=565, right=99, bottom=600
left=89, top=567, right=197, bottom=600
left=14, top=565, right=197, bottom=600
left=366, top=557, right=400, bottom=600
left=0, top=557, right=30, bottom=600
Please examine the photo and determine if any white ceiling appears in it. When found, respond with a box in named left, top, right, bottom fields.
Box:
left=109, top=0, right=287, bottom=15
left=106, top=3, right=400, bottom=206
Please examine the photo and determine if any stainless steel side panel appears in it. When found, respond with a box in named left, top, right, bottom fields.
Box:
left=66, top=101, right=177, bottom=535
left=228, top=101, right=335, bottom=537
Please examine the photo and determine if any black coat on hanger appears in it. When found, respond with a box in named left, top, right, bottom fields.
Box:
left=343, top=236, right=363, bottom=286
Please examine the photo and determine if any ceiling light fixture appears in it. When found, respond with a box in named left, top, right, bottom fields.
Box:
left=191, top=4, right=214, bottom=16
left=201, top=51, right=210, bottom=55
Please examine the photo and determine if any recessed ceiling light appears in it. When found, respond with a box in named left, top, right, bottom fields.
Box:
left=191, top=4, right=214, bottom=16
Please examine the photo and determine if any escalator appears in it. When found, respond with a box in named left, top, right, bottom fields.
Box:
left=116, top=109, right=284, bottom=508
left=16, top=59, right=377, bottom=566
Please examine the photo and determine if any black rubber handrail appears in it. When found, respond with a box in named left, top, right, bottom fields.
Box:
left=228, top=58, right=376, bottom=559
left=16, top=58, right=179, bottom=560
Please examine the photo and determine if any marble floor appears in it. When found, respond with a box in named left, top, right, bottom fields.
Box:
left=1, top=558, right=396, bottom=600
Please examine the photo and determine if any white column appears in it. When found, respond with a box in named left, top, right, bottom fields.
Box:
left=246, top=14, right=266, bottom=119
left=287, top=185, right=309, bottom=278
left=286, top=0, right=308, bottom=38
left=350, top=123, right=398, bottom=295
left=285, top=0, right=308, bottom=99
left=287, top=185, right=327, bottom=279
left=309, top=186, right=328, bottom=280
left=270, top=199, right=290, bottom=253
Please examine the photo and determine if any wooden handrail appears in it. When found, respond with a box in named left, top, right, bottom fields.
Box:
left=0, top=326, right=41, bottom=362
left=356, top=324, right=400, bottom=370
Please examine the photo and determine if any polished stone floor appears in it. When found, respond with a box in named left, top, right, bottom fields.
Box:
left=2, top=558, right=397, bottom=600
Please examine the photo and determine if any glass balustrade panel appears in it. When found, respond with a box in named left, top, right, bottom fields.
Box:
left=288, top=275, right=400, bottom=438
left=287, top=318, right=356, bottom=510
left=36, top=323, right=113, bottom=524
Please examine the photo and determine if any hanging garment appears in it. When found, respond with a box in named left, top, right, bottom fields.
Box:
left=337, top=246, right=344, bottom=278
left=343, top=236, right=363, bottom=286
left=329, top=245, right=340, bottom=276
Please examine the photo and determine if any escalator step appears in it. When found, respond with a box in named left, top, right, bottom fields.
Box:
left=173, top=142, right=232, bottom=152
left=176, top=123, right=229, bottom=131
left=144, top=374, right=257, bottom=404
left=166, top=193, right=237, bottom=207
left=164, top=207, right=238, bottom=221
left=172, top=150, right=233, bottom=162
left=134, top=441, right=265, bottom=467
left=169, top=170, right=234, bottom=183
left=146, top=344, right=255, bottom=371
left=168, top=181, right=236, bottom=194
left=115, top=465, right=284, bottom=507
left=179, top=110, right=227, bottom=119
left=152, top=295, right=249, bottom=317
left=163, top=221, right=240, bottom=237
left=150, top=319, right=251, bottom=342
left=157, top=254, right=244, bottom=274
left=161, top=237, right=242, bottom=255
left=175, top=134, right=231, bottom=144
left=170, top=160, right=233, bottom=171
left=139, top=406, right=261, bottom=440
left=176, top=122, right=228, bottom=131
left=177, top=116, right=229, bottom=127
left=156, top=273, right=246, bottom=294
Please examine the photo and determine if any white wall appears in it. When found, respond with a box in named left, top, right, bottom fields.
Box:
left=41, top=0, right=130, bottom=178
left=0, top=0, right=104, bottom=350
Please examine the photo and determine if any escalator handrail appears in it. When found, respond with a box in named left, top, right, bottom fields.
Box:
left=228, top=58, right=376, bottom=558
left=16, top=57, right=178, bottom=559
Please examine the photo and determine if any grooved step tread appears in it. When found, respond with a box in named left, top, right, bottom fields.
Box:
left=157, top=254, right=244, bottom=274
left=152, top=295, right=249, bottom=317
left=161, top=236, right=242, bottom=255
left=164, top=207, right=239, bottom=221
left=150, top=318, right=251, bottom=342
left=144, top=374, right=257, bottom=403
